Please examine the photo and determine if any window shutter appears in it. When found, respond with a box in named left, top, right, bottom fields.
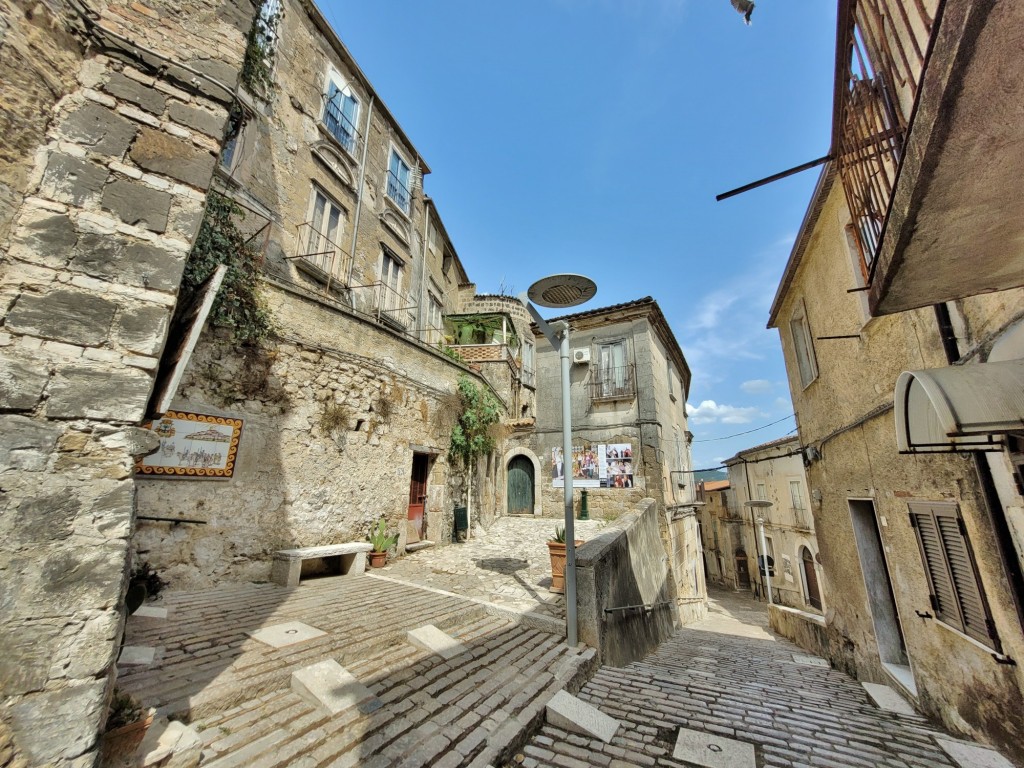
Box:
left=909, top=501, right=998, bottom=647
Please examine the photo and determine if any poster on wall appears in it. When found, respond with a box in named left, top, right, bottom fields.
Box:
left=552, top=442, right=634, bottom=489
left=134, top=411, right=243, bottom=478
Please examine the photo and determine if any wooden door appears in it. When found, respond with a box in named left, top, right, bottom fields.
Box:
left=735, top=549, right=751, bottom=589
left=802, top=547, right=822, bottom=609
left=507, top=455, right=534, bottom=515
left=407, top=453, right=428, bottom=543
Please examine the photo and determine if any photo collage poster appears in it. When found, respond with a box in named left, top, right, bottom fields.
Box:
left=552, top=442, right=634, bottom=489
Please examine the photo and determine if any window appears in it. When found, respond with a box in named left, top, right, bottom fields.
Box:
left=381, top=249, right=402, bottom=295
left=596, top=341, right=632, bottom=398
left=426, top=293, right=443, bottom=344
left=521, top=340, right=535, bottom=387
left=667, top=357, right=675, bottom=400
left=323, top=71, right=359, bottom=154
left=790, top=300, right=819, bottom=388
left=909, top=501, right=998, bottom=647
left=387, top=148, right=412, bottom=214
left=302, top=187, right=347, bottom=277
left=755, top=482, right=767, bottom=501
left=844, top=223, right=872, bottom=323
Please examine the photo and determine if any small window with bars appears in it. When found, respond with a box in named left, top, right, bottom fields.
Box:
left=909, top=501, right=999, bottom=648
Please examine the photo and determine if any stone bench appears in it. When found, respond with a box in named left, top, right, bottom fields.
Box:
left=271, top=543, right=373, bottom=587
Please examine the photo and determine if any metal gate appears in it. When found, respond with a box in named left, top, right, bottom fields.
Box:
left=507, top=455, right=534, bottom=515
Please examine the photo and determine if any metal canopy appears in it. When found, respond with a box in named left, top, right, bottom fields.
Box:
left=894, top=360, right=1024, bottom=453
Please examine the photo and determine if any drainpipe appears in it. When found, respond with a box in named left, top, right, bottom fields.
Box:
left=743, top=458, right=764, bottom=600
left=933, top=303, right=1024, bottom=631
left=418, top=197, right=431, bottom=341
left=345, top=95, right=375, bottom=290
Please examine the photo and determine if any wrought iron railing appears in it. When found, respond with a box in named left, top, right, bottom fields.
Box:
left=370, top=281, right=416, bottom=329
left=387, top=169, right=411, bottom=213
left=590, top=364, right=636, bottom=400
left=322, top=95, right=361, bottom=155
left=294, top=221, right=351, bottom=289
left=835, top=0, right=934, bottom=281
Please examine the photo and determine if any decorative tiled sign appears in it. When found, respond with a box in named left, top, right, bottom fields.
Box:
left=135, top=411, right=243, bottom=478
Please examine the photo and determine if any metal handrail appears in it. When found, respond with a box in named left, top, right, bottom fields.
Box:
left=371, top=281, right=416, bottom=329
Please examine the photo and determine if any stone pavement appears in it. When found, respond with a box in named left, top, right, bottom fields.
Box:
left=514, top=586, right=1016, bottom=768
left=115, top=523, right=601, bottom=767
left=378, top=516, right=608, bottom=620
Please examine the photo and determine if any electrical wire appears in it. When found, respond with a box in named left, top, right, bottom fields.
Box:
left=692, top=414, right=795, bottom=442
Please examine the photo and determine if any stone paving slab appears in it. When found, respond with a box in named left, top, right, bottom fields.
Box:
left=377, top=516, right=607, bottom=620
left=512, top=586, right=1014, bottom=768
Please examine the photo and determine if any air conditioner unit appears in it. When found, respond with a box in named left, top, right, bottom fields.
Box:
left=572, top=348, right=591, bottom=365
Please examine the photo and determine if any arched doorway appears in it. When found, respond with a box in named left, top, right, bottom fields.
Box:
left=507, top=455, right=534, bottom=515
left=735, top=548, right=751, bottom=589
left=802, top=546, right=822, bottom=609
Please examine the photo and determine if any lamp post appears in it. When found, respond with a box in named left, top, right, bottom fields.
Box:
left=745, top=499, right=774, bottom=605
left=521, top=274, right=597, bottom=648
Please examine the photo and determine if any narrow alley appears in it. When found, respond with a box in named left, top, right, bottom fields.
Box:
left=516, top=585, right=1013, bottom=768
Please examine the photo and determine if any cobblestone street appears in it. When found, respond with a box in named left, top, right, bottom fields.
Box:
left=517, top=586, right=1016, bottom=768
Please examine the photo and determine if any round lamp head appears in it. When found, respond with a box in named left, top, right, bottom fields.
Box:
left=527, top=274, right=597, bottom=309
left=744, top=500, right=773, bottom=509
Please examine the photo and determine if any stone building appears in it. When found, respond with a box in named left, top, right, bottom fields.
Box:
left=132, top=0, right=517, bottom=588
left=506, top=297, right=707, bottom=625
left=721, top=437, right=825, bottom=612
left=766, top=0, right=1024, bottom=757
left=0, top=0, right=256, bottom=763
left=693, top=479, right=734, bottom=586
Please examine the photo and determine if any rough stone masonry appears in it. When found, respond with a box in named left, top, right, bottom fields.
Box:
left=0, top=0, right=254, bottom=763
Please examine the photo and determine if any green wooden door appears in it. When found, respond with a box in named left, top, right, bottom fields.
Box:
left=507, top=456, right=534, bottom=514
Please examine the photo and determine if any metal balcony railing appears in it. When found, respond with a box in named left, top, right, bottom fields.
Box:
left=520, top=367, right=536, bottom=388
left=387, top=170, right=411, bottom=213
left=322, top=95, right=361, bottom=155
left=370, top=281, right=416, bottom=330
left=835, top=0, right=934, bottom=280
left=294, top=222, right=351, bottom=290
left=791, top=506, right=812, bottom=531
left=590, top=364, right=637, bottom=401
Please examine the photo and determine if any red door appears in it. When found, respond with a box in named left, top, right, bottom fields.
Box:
left=408, top=453, right=429, bottom=543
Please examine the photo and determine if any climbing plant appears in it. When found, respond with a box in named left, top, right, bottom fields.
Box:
left=448, top=375, right=502, bottom=469
left=240, top=0, right=281, bottom=96
left=183, top=191, right=273, bottom=344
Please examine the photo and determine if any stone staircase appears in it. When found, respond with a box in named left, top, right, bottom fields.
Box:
left=117, top=575, right=595, bottom=767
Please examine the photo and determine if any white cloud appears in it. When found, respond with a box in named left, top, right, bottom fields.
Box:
left=740, top=379, right=772, bottom=394
left=686, top=400, right=763, bottom=425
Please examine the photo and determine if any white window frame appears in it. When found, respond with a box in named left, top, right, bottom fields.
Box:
left=386, top=145, right=413, bottom=215
left=790, top=298, right=819, bottom=389
left=426, top=292, right=443, bottom=344
left=303, top=185, right=347, bottom=278
left=322, top=69, right=360, bottom=155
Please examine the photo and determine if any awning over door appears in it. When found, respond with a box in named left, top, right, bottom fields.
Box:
left=895, top=360, right=1024, bottom=453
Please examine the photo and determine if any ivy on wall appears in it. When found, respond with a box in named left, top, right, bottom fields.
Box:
left=449, top=375, right=502, bottom=469
left=240, top=0, right=281, bottom=96
left=183, top=191, right=273, bottom=344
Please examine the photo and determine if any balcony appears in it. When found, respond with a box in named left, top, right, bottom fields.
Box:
left=590, top=364, right=636, bottom=402
left=833, top=0, right=1024, bottom=314
left=322, top=95, right=361, bottom=156
left=369, top=281, right=416, bottom=331
left=791, top=506, right=813, bottom=531
left=449, top=343, right=517, bottom=365
left=293, top=221, right=352, bottom=290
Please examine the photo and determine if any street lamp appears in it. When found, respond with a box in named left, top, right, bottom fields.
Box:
left=521, top=274, right=597, bottom=648
left=745, top=499, right=774, bottom=606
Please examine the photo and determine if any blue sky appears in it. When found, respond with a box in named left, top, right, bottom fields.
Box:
left=320, top=1, right=837, bottom=470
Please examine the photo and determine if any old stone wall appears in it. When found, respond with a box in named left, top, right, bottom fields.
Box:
left=134, top=280, right=493, bottom=587
left=0, top=0, right=252, bottom=763
left=576, top=499, right=678, bottom=667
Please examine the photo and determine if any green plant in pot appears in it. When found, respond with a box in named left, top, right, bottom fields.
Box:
left=546, top=525, right=583, bottom=594
left=367, top=518, right=398, bottom=568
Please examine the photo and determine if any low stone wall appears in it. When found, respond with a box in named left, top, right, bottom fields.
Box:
left=575, top=499, right=677, bottom=667
left=769, top=603, right=830, bottom=658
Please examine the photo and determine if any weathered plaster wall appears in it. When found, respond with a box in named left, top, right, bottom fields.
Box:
left=775, top=179, right=1024, bottom=761
left=0, top=0, right=251, bottom=761
left=135, top=281, right=493, bottom=587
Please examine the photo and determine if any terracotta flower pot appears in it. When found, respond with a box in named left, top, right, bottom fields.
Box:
left=368, top=551, right=388, bottom=568
left=547, top=540, right=583, bottom=594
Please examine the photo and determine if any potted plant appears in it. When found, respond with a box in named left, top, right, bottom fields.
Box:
left=367, top=518, right=398, bottom=568
left=546, top=526, right=583, bottom=594
left=99, top=689, right=154, bottom=764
